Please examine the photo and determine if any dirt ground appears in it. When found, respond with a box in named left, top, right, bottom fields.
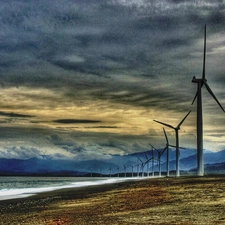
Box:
left=1, top=175, right=225, bottom=224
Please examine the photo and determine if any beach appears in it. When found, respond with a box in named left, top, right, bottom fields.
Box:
left=1, top=175, right=225, bottom=224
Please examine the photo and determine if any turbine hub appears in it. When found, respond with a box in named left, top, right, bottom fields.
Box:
left=192, top=77, right=202, bottom=83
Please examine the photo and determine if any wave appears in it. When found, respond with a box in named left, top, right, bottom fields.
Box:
left=0, top=177, right=140, bottom=201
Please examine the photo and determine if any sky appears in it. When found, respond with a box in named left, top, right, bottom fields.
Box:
left=0, top=0, right=225, bottom=161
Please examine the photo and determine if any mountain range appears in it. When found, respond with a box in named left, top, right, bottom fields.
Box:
left=0, top=148, right=225, bottom=176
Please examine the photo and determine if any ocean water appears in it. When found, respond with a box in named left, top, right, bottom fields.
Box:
left=0, top=176, right=129, bottom=201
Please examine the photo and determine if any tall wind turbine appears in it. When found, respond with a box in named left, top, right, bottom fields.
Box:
left=153, top=110, right=191, bottom=177
left=162, top=128, right=185, bottom=176
left=144, top=152, right=150, bottom=177
left=192, top=25, right=225, bottom=176
left=163, top=128, right=170, bottom=176
left=149, top=144, right=162, bottom=177
left=163, top=128, right=174, bottom=177
left=148, top=143, right=159, bottom=177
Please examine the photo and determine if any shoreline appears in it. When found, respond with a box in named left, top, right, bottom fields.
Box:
left=1, top=175, right=225, bottom=224
left=0, top=176, right=148, bottom=201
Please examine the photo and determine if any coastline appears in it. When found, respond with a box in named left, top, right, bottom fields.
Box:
left=1, top=175, right=225, bottom=224
left=0, top=177, right=139, bottom=201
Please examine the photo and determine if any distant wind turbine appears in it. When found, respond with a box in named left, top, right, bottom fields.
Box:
left=144, top=152, right=150, bottom=177
left=153, top=110, right=191, bottom=177
left=163, top=128, right=173, bottom=177
left=192, top=25, right=225, bottom=176
left=124, top=165, right=127, bottom=177
left=129, top=164, right=135, bottom=177
left=149, top=144, right=164, bottom=177
left=117, top=165, right=120, bottom=177
left=108, top=165, right=112, bottom=177
left=136, top=158, right=140, bottom=177
left=88, top=168, right=93, bottom=177
left=162, top=128, right=185, bottom=176
left=148, top=144, right=159, bottom=177
left=138, top=157, right=145, bottom=177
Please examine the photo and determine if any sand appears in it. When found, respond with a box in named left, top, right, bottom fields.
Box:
left=1, top=175, right=225, bottom=225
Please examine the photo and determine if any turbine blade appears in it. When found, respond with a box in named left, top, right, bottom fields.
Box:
left=202, top=24, right=206, bottom=80
left=204, top=82, right=225, bottom=113
left=177, top=110, right=191, bottom=128
left=163, top=128, right=169, bottom=144
left=153, top=120, right=175, bottom=129
left=149, top=143, right=156, bottom=150
left=160, top=146, right=167, bottom=156
left=144, top=152, right=148, bottom=160
left=138, top=157, right=143, bottom=163
left=168, top=144, right=185, bottom=150
left=168, top=144, right=176, bottom=148
left=191, top=91, right=198, bottom=105
left=147, top=157, right=153, bottom=162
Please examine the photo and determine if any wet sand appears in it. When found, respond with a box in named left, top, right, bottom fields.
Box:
left=1, top=175, right=225, bottom=224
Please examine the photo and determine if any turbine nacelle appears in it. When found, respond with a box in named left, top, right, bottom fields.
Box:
left=192, top=76, right=205, bottom=83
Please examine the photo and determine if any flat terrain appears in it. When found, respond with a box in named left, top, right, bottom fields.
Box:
left=1, top=175, right=225, bottom=224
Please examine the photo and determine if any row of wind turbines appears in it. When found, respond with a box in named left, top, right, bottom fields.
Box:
left=91, top=25, right=224, bottom=178
left=154, top=25, right=225, bottom=177
left=105, top=131, right=182, bottom=178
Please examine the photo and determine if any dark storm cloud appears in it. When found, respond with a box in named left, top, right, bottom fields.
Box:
left=0, top=111, right=34, bottom=118
left=53, top=119, right=101, bottom=124
left=1, top=0, right=223, bottom=92
left=0, top=0, right=224, bottom=155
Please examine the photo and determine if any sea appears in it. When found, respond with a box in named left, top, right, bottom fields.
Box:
left=0, top=176, right=135, bottom=201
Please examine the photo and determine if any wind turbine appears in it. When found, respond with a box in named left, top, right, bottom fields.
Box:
left=192, top=25, right=225, bottom=176
left=136, top=158, right=140, bottom=177
left=163, top=128, right=173, bottom=177
left=153, top=110, right=191, bottom=177
left=129, top=164, right=135, bottom=177
left=88, top=168, right=93, bottom=177
left=108, top=165, right=112, bottom=177
left=149, top=144, right=165, bottom=177
left=144, top=152, right=150, bottom=177
left=138, top=157, right=145, bottom=177
left=117, top=165, right=120, bottom=177
left=124, top=165, right=127, bottom=177
left=162, top=128, right=183, bottom=176
left=148, top=144, right=159, bottom=177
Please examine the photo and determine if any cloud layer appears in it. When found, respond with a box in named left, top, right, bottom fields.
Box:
left=0, top=0, right=225, bottom=159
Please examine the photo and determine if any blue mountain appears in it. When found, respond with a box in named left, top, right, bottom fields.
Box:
left=0, top=149, right=224, bottom=175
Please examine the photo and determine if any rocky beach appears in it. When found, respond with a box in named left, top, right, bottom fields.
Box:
left=0, top=175, right=225, bottom=224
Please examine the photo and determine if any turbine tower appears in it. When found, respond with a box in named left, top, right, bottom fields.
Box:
left=153, top=110, right=191, bottom=177
left=163, top=128, right=170, bottom=177
left=162, top=128, right=185, bottom=176
left=138, top=157, right=145, bottom=177
left=192, top=25, right=225, bottom=176
left=148, top=144, right=159, bottom=177
left=144, top=152, right=151, bottom=177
